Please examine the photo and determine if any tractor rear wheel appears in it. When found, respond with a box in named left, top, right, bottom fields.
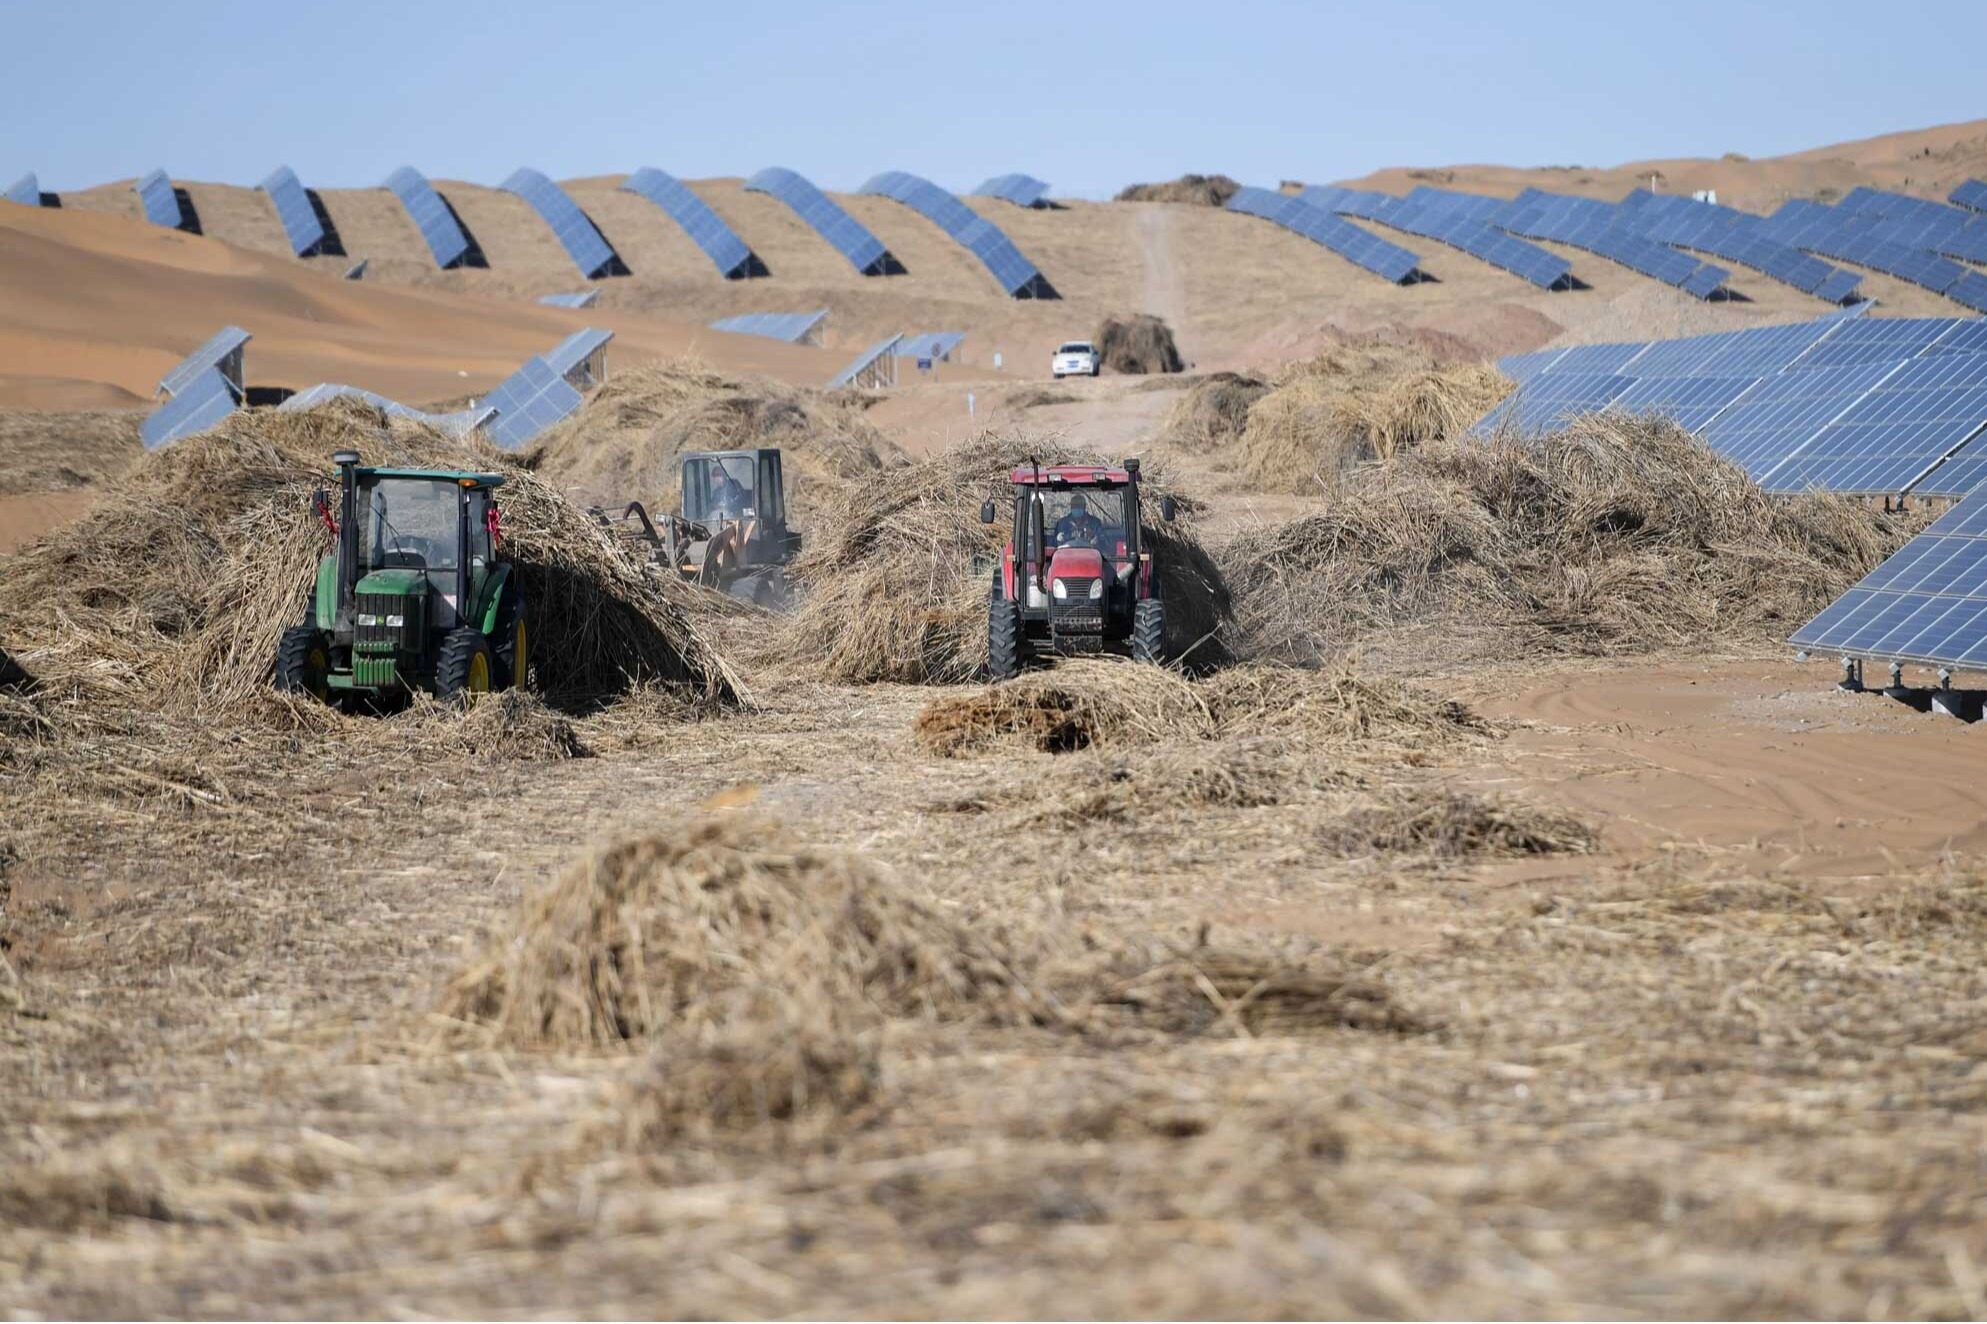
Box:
left=274, top=625, right=332, bottom=702
left=989, top=589, right=1024, bottom=681
left=1131, top=598, right=1166, bottom=666
left=494, top=592, right=528, bottom=690
left=435, top=627, right=496, bottom=704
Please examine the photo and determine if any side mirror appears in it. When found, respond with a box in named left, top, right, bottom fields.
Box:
left=980, top=500, right=997, bottom=525
left=1161, top=495, right=1178, bottom=523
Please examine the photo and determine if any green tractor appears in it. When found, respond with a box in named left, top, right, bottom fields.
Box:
left=274, top=450, right=528, bottom=706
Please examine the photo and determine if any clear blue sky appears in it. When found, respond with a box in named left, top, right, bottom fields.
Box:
left=5, top=0, right=1981, bottom=198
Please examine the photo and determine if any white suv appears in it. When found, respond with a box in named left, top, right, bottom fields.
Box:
left=1052, top=341, right=1101, bottom=378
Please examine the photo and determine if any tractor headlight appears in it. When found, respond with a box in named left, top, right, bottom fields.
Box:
left=1050, top=578, right=1068, bottom=600
left=1088, top=579, right=1104, bottom=601
left=357, top=613, right=379, bottom=626
left=385, top=614, right=404, bottom=627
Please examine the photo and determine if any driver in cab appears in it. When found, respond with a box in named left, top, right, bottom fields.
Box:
left=1053, top=494, right=1103, bottom=549
left=708, top=462, right=751, bottom=518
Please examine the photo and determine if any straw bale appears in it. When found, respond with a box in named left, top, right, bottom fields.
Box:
left=1161, top=372, right=1270, bottom=451
left=1093, top=314, right=1184, bottom=375
left=1114, top=174, right=1241, bottom=206
left=914, top=659, right=1213, bottom=757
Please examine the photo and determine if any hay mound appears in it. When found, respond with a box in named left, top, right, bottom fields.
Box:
left=530, top=359, right=903, bottom=524
left=1162, top=373, right=1270, bottom=451
left=1037, top=738, right=1314, bottom=824
left=1202, top=659, right=1488, bottom=755
left=914, top=659, right=1212, bottom=757
left=1089, top=946, right=1423, bottom=1036
left=1239, top=343, right=1510, bottom=492
left=1115, top=174, right=1241, bottom=207
left=1222, top=417, right=1920, bottom=664
left=782, top=433, right=1227, bottom=683
left=1094, top=315, right=1185, bottom=375
left=617, top=998, right=880, bottom=1145
left=439, top=818, right=1048, bottom=1050
left=399, top=690, right=589, bottom=761
left=1321, top=786, right=1597, bottom=858
left=0, top=400, right=739, bottom=712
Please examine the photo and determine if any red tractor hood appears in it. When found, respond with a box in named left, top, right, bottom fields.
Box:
left=1048, top=547, right=1107, bottom=580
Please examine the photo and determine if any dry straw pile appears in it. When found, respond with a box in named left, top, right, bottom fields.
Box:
left=529, top=358, right=904, bottom=523
left=782, top=433, right=1230, bottom=683
left=1160, top=372, right=1271, bottom=451
left=1114, top=174, right=1242, bottom=206
left=1093, top=314, right=1185, bottom=375
left=1222, top=415, right=1919, bottom=664
left=1237, top=342, right=1510, bottom=490
left=0, top=400, right=740, bottom=715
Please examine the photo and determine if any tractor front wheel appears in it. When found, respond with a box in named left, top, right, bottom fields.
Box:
left=989, top=590, right=1024, bottom=681
left=1131, top=598, right=1166, bottom=667
left=494, top=592, right=528, bottom=690
left=274, top=625, right=332, bottom=702
left=435, top=627, right=496, bottom=704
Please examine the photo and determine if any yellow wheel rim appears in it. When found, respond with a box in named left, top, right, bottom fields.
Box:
left=513, top=620, right=528, bottom=686
left=468, top=652, right=491, bottom=694
left=305, top=647, right=330, bottom=700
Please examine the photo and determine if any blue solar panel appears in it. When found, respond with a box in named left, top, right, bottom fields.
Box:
left=1607, top=375, right=1761, bottom=431
left=1498, top=348, right=1571, bottom=383
left=538, top=291, right=599, bottom=309
left=974, top=174, right=1051, bottom=208
left=1226, top=187, right=1423, bottom=284
left=158, top=326, right=251, bottom=398
left=744, top=168, right=893, bottom=275
left=1814, top=270, right=1867, bottom=305
left=1760, top=353, right=1987, bottom=495
left=1493, top=189, right=1728, bottom=296
left=1696, top=361, right=1899, bottom=480
left=1759, top=198, right=1972, bottom=299
left=1472, top=372, right=1636, bottom=437
left=1544, top=342, right=1650, bottom=375
left=134, top=169, right=182, bottom=229
left=5, top=172, right=40, bottom=206
left=542, top=327, right=613, bottom=381
left=1929, top=321, right=1987, bottom=357
left=1946, top=273, right=1987, bottom=314
left=501, top=167, right=621, bottom=279
left=709, top=310, right=829, bottom=343
left=1790, top=487, right=1987, bottom=669
left=1953, top=180, right=1987, bottom=214
left=480, top=356, right=585, bottom=451
left=258, top=165, right=325, bottom=257
left=140, top=367, right=239, bottom=450
left=1300, top=186, right=1571, bottom=289
left=1787, top=316, right=1963, bottom=368
left=894, top=332, right=966, bottom=360
left=830, top=335, right=904, bottom=389
left=621, top=167, right=755, bottom=278
left=383, top=166, right=471, bottom=269
left=859, top=171, right=1051, bottom=297
left=1404, top=186, right=1510, bottom=222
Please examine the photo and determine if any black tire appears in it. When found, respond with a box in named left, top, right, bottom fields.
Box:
left=493, top=589, right=528, bottom=690
left=274, top=624, right=332, bottom=702
left=1091, top=365, right=1101, bottom=377
left=1130, top=598, right=1166, bottom=667
left=434, top=627, right=495, bottom=704
left=989, top=585, right=1024, bottom=681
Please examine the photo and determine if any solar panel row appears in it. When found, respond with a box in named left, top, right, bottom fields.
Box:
left=744, top=167, right=893, bottom=275
left=1298, top=185, right=1570, bottom=288
left=5, top=172, right=40, bottom=206
left=974, top=174, right=1051, bottom=208
left=543, top=327, right=613, bottom=382
left=1953, top=180, right=1987, bottom=213
left=709, top=310, right=828, bottom=343
left=258, top=165, right=325, bottom=257
left=831, top=335, right=903, bottom=388
left=1225, top=187, right=1423, bottom=284
left=158, top=326, right=252, bottom=398
left=621, top=167, right=756, bottom=278
left=1758, top=199, right=1972, bottom=299
left=538, top=291, right=599, bottom=309
left=1493, top=189, right=1730, bottom=298
left=1614, top=188, right=1860, bottom=301
left=383, top=166, right=471, bottom=269
left=140, top=368, right=239, bottom=450
left=134, top=169, right=182, bottom=229
left=859, top=171, right=1052, bottom=298
left=1790, top=489, right=1987, bottom=671
left=501, top=167, right=621, bottom=279
left=895, top=332, right=966, bottom=360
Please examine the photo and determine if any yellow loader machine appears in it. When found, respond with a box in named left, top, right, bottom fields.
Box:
left=593, top=448, right=800, bottom=606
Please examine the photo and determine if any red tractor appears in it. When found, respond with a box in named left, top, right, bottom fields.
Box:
left=980, top=456, right=1178, bottom=679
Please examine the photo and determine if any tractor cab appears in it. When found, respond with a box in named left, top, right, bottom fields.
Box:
left=979, top=457, right=1177, bottom=677
left=593, top=447, right=801, bottom=605
left=275, top=450, right=529, bottom=706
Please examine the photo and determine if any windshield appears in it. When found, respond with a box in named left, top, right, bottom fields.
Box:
left=356, top=476, right=462, bottom=572
left=1034, top=485, right=1129, bottom=553
left=1058, top=343, right=1094, bottom=355
left=687, top=455, right=757, bottom=521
